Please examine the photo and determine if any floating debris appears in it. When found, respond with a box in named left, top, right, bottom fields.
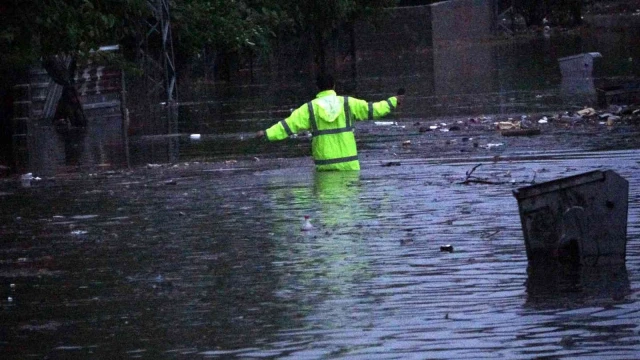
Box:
left=400, top=239, right=414, bottom=246
left=301, top=215, right=313, bottom=231
left=381, top=161, right=402, bottom=167
left=440, top=245, right=454, bottom=253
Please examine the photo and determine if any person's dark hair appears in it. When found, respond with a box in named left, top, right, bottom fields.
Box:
left=316, top=73, right=335, bottom=90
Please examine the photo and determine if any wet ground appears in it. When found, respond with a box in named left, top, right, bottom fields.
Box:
left=1, top=116, right=640, bottom=359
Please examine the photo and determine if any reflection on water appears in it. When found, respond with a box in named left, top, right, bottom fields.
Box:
left=526, top=264, right=631, bottom=309
left=2, top=150, right=639, bottom=358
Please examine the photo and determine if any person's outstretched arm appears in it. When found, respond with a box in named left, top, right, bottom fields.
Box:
left=348, top=88, right=404, bottom=121
left=256, top=104, right=311, bottom=140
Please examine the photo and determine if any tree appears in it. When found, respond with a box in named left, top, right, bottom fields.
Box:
left=275, top=0, right=397, bottom=73
left=172, top=0, right=286, bottom=56
left=513, top=0, right=583, bottom=27
left=0, top=0, right=150, bottom=130
left=170, top=0, right=289, bottom=81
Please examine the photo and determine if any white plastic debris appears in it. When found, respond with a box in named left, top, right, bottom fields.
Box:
left=189, top=134, right=201, bottom=140
left=301, top=215, right=313, bottom=231
left=577, top=108, right=596, bottom=117
left=375, top=121, right=397, bottom=126
left=20, top=173, right=33, bottom=188
left=484, top=143, right=505, bottom=149
left=497, top=121, right=520, bottom=130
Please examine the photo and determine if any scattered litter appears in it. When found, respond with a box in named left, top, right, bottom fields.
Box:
left=189, top=134, right=201, bottom=141
left=429, top=125, right=438, bottom=130
left=402, top=140, right=411, bottom=146
left=484, top=143, right=505, bottom=149
left=577, top=107, right=596, bottom=117
left=538, top=116, right=548, bottom=124
left=497, top=121, right=520, bottom=130
left=147, top=164, right=162, bottom=169
left=71, top=230, right=88, bottom=236
left=375, top=121, right=397, bottom=126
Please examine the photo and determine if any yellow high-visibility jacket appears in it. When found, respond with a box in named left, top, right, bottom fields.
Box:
left=265, top=90, right=398, bottom=171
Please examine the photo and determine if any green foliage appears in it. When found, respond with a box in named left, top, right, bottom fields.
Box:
left=281, top=0, right=397, bottom=36
left=0, top=0, right=149, bottom=69
left=277, top=0, right=397, bottom=69
left=513, top=0, right=583, bottom=27
left=172, top=0, right=289, bottom=58
left=0, top=0, right=397, bottom=72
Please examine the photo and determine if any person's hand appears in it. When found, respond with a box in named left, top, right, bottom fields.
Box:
left=396, top=88, right=405, bottom=107
left=255, top=130, right=265, bottom=139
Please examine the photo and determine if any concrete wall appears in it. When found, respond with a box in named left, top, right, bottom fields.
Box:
left=431, top=0, right=495, bottom=96
left=431, top=0, right=494, bottom=43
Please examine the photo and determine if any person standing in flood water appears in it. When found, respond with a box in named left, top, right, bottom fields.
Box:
left=256, top=73, right=403, bottom=171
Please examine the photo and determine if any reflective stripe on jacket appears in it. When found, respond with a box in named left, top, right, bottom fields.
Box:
left=265, top=90, right=398, bottom=171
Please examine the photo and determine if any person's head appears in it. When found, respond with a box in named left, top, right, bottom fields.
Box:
left=316, top=73, right=335, bottom=91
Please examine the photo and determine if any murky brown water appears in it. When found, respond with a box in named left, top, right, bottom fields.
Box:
left=1, top=148, right=639, bottom=359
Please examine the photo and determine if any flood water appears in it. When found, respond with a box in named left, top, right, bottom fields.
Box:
left=2, top=148, right=639, bottom=358
left=4, top=22, right=640, bottom=359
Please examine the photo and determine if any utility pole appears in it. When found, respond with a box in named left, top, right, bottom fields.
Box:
left=142, top=0, right=179, bottom=162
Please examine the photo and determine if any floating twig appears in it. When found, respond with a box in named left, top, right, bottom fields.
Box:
left=459, top=164, right=537, bottom=186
